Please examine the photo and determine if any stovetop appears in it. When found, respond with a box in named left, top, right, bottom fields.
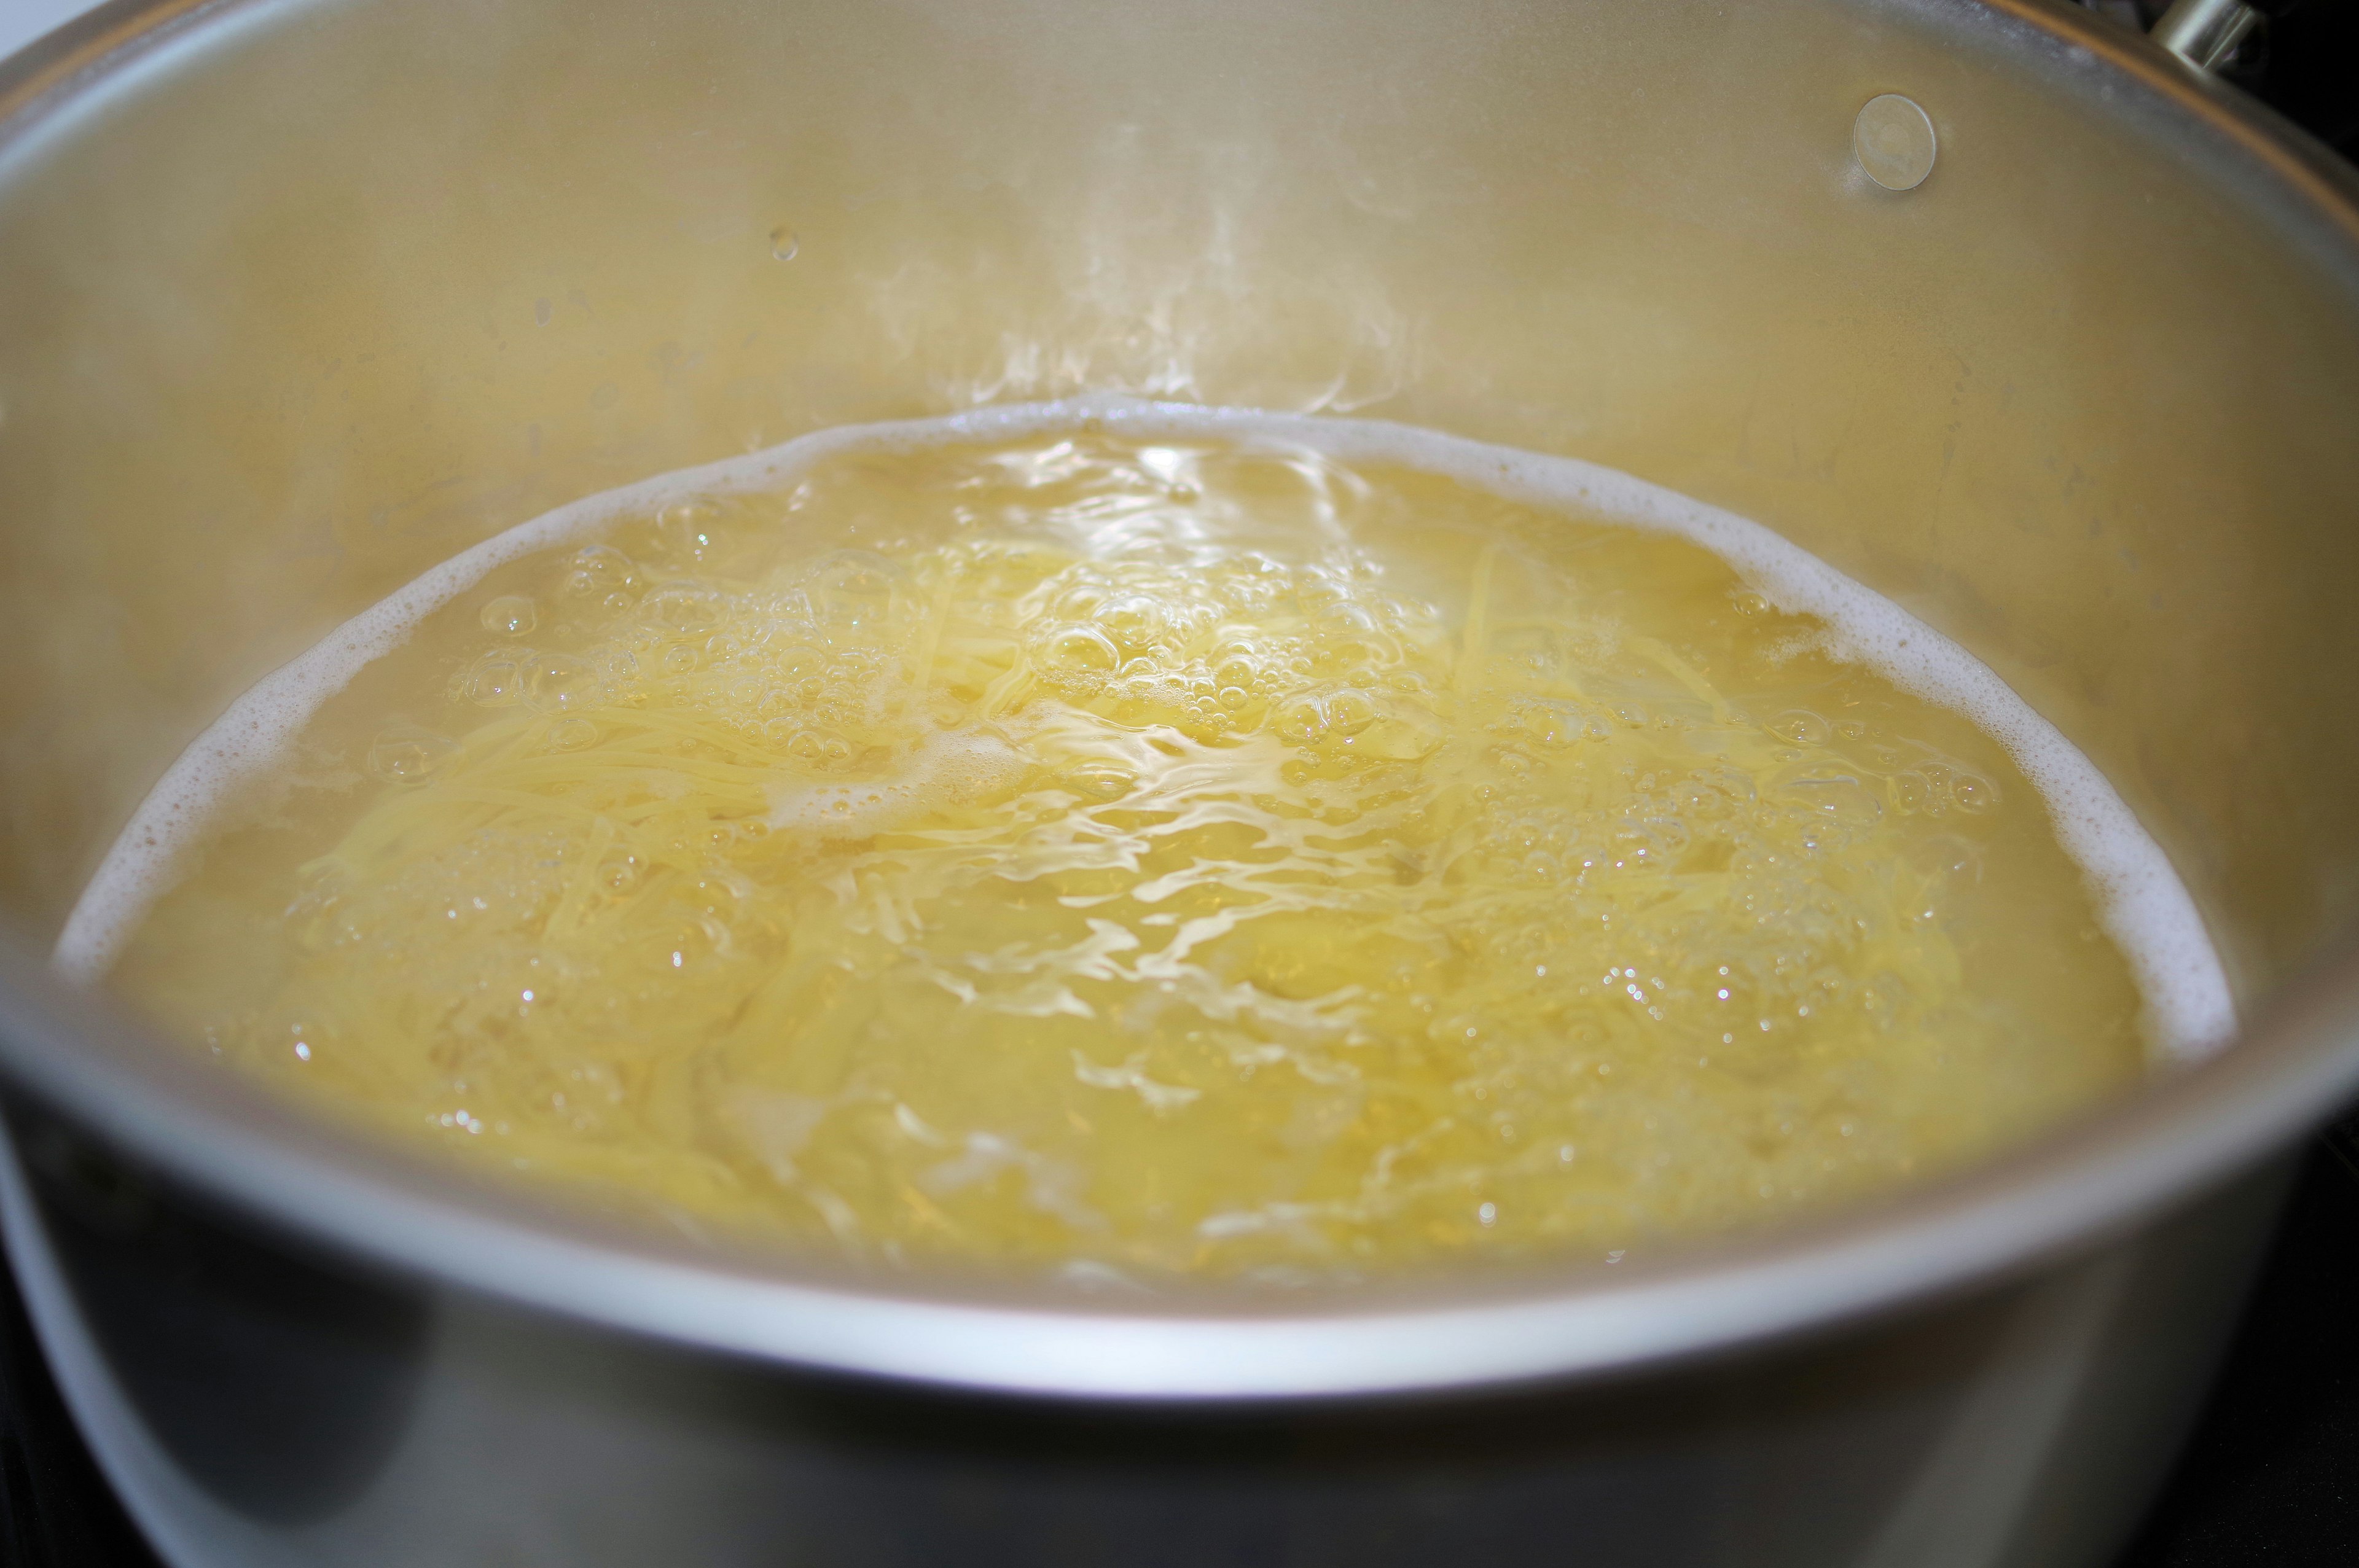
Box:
left=1, top=2, right=2355, bottom=1564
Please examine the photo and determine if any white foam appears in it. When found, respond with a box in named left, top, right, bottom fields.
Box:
left=53, top=396, right=2237, bottom=1061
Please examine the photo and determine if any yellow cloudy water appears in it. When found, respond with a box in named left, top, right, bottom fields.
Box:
left=108, top=429, right=2146, bottom=1283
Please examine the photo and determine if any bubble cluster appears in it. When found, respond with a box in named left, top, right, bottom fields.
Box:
left=90, top=419, right=2187, bottom=1287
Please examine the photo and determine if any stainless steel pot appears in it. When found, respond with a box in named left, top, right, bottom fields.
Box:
left=3, top=1, right=2358, bottom=1563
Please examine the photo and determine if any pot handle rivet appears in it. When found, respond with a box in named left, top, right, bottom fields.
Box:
left=1855, top=94, right=1937, bottom=192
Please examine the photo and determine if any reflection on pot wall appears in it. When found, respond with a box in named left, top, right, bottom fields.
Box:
left=0, top=1096, right=2294, bottom=1567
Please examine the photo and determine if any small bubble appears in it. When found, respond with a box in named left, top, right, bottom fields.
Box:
left=565, top=544, right=641, bottom=602
left=1324, top=688, right=1377, bottom=735
left=547, top=717, right=598, bottom=751
left=786, top=730, right=829, bottom=767
left=1520, top=701, right=1578, bottom=747
left=1067, top=762, right=1137, bottom=802
left=1317, top=600, right=1378, bottom=636
left=470, top=658, right=525, bottom=708
left=526, top=653, right=595, bottom=710
left=1767, top=709, right=1831, bottom=746
left=480, top=595, right=538, bottom=636
left=368, top=724, right=456, bottom=783
left=1950, top=772, right=1998, bottom=813
left=769, top=227, right=799, bottom=262
left=646, top=583, right=726, bottom=633
left=807, top=550, right=901, bottom=634
left=654, top=498, right=727, bottom=564
left=1272, top=694, right=1328, bottom=744
left=1093, top=595, right=1164, bottom=651
left=663, top=644, right=700, bottom=674
left=1040, top=624, right=1120, bottom=678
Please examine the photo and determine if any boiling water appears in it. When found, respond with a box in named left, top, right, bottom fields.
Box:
left=60, top=399, right=2232, bottom=1283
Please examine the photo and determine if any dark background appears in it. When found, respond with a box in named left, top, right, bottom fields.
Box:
left=2092, top=0, right=2359, bottom=156
left=2, top=2, right=2357, bottom=1564
left=2114, top=1125, right=2359, bottom=1565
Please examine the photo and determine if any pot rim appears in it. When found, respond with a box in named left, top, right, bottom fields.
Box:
left=2, top=0, right=2357, bottom=1401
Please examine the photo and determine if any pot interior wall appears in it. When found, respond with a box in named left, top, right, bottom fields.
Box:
left=2, top=0, right=2357, bottom=1009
